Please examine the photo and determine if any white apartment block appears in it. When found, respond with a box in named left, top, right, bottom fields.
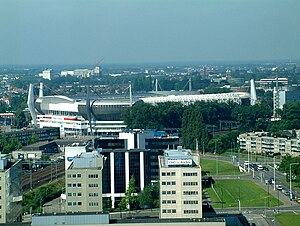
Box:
left=159, top=147, right=202, bottom=219
left=238, top=132, right=300, bottom=156
left=65, top=151, right=104, bottom=213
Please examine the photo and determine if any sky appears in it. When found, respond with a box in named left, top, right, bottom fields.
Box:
left=0, top=0, right=299, bottom=65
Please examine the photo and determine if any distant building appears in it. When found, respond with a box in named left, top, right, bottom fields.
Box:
left=0, top=127, right=60, bottom=146
left=159, top=146, right=202, bottom=219
left=65, top=151, right=104, bottom=213
left=39, top=69, right=52, bottom=80
left=238, top=132, right=300, bottom=156
left=0, top=155, right=22, bottom=224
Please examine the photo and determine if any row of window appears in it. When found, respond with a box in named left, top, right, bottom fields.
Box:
left=67, top=174, right=81, bottom=178
left=183, top=191, right=198, bottom=195
left=67, top=183, right=81, bottom=187
left=68, top=202, right=82, bottom=206
left=162, top=191, right=199, bottom=196
left=162, top=209, right=176, bottom=214
left=183, top=182, right=198, bottom=186
left=67, top=193, right=82, bottom=197
left=89, top=193, right=99, bottom=197
left=162, top=200, right=176, bottom=204
left=161, top=172, right=176, bottom=176
left=162, top=181, right=176, bottom=186
left=67, top=174, right=99, bottom=178
left=89, top=202, right=99, bottom=206
left=162, top=191, right=176, bottom=195
left=89, top=184, right=99, bottom=187
left=183, top=172, right=198, bottom=176
left=184, top=210, right=199, bottom=214
left=184, top=200, right=199, bottom=204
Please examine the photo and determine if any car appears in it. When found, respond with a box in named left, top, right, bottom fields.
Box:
left=283, top=191, right=290, bottom=196
left=257, top=165, right=263, bottom=170
left=263, top=166, right=269, bottom=171
left=296, top=198, right=300, bottom=203
left=276, top=185, right=283, bottom=190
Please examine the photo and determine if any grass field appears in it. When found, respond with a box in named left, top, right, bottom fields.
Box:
left=275, top=214, right=300, bottom=226
left=205, top=179, right=283, bottom=208
left=200, top=158, right=242, bottom=176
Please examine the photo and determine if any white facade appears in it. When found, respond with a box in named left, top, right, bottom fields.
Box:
left=141, top=92, right=249, bottom=105
left=159, top=147, right=202, bottom=219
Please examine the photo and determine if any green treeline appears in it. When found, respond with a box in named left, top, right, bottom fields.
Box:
left=121, top=100, right=295, bottom=153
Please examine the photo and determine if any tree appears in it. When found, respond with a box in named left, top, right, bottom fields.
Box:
left=28, top=134, right=38, bottom=145
left=138, top=182, right=160, bottom=209
left=182, top=106, right=208, bottom=150
left=120, top=175, right=138, bottom=210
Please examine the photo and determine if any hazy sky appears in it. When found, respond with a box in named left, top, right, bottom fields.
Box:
left=0, top=0, right=299, bottom=65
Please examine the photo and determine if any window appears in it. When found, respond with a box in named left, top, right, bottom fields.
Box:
left=88, top=174, right=98, bottom=178
left=78, top=193, right=82, bottom=197
left=183, top=191, right=198, bottom=195
left=77, top=174, right=81, bottom=178
left=67, top=174, right=71, bottom=178
left=184, top=210, right=199, bottom=214
left=183, top=182, right=198, bottom=186
left=67, top=183, right=72, bottom=187
left=77, top=183, right=81, bottom=187
left=67, top=202, right=72, bottom=206
left=89, top=184, right=99, bottom=187
left=162, top=172, right=166, bottom=176
left=67, top=193, right=72, bottom=197
left=184, top=200, right=198, bottom=204
left=78, top=202, right=82, bottom=206
left=183, top=172, right=198, bottom=176
left=89, top=193, right=99, bottom=197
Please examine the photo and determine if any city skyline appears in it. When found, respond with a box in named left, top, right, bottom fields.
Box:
left=0, top=0, right=299, bottom=65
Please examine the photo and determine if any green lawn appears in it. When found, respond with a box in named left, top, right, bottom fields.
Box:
left=275, top=214, right=300, bottom=226
left=201, top=158, right=242, bottom=176
left=205, top=179, right=283, bottom=208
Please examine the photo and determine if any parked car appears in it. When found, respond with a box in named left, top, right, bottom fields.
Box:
left=283, top=191, right=290, bottom=196
left=276, top=185, right=283, bottom=190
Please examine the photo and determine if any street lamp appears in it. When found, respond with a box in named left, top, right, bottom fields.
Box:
left=290, top=163, right=299, bottom=200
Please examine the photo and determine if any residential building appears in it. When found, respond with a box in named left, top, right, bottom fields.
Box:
left=0, top=155, right=22, bottom=224
left=238, top=132, right=300, bottom=156
left=65, top=151, right=104, bottom=213
left=158, top=146, right=202, bottom=219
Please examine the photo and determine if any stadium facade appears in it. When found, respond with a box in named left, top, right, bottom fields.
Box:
left=27, top=83, right=250, bottom=136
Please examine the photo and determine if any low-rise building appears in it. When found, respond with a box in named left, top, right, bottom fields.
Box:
left=238, top=132, right=300, bottom=156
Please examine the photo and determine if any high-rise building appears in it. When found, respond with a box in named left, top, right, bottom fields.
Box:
left=65, top=151, right=104, bottom=213
left=0, top=155, right=22, bottom=223
left=159, top=146, right=202, bottom=219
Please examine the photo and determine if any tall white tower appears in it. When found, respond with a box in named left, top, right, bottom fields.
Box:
left=250, top=79, right=257, bottom=106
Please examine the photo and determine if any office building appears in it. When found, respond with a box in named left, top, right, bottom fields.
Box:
left=159, top=147, right=202, bottom=219
left=65, top=151, right=104, bottom=213
left=0, top=155, right=22, bottom=224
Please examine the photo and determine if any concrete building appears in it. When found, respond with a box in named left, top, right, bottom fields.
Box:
left=0, top=155, right=22, bottom=224
left=158, top=147, right=202, bottom=219
left=238, top=132, right=300, bottom=156
left=65, top=151, right=104, bottom=213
